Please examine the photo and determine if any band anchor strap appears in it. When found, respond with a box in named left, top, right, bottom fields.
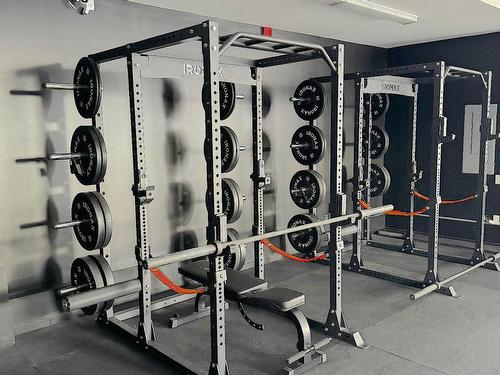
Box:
left=260, top=239, right=327, bottom=262
left=358, top=200, right=429, bottom=217
left=412, top=190, right=478, bottom=205
left=151, top=268, right=206, bottom=294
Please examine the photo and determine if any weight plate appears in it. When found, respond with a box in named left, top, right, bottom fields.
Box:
left=220, top=81, right=236, bottom=121
left=290, top=125, right=326, bottom=165
left=293, top=79, right=325, bottom=121
left=221, top=126, right=240, bottom=173
left=289, top=170, right=326, bottom=209
left=71, top=192, right=109, bottom=250
left=365, top=93, right=390, bottom=121
left=73, top=57, right=102, bottom=119
left=90, top=255, right=115, bottom=312
left=287, top=214, right=323, bottom=255
left=222, top=178, right=244, bottom=223
left=70, top=126, right=107, bottom=185
left=370, top=163, right=391, bottom=197
left=224, top=228, right=247, bottom=270
left=363, top=125, right=389, bottom=160
left=89, top=191, right=113, bottom=249
left=70, top=256, right=105, bottom=316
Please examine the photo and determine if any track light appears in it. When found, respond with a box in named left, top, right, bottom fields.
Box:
left=331, top=0, right=419, bottom=25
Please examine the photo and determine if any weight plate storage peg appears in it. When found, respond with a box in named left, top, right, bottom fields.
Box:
left=69, top=126, right=107, bottom=185
left=71, top=191, right=113, bottom=250
left=69, top=255, right=114, bottom=316
left=289, top=170, right=326, bottom=209
left=363, top=125, right=389, bottom=160
left=224, top=228, right=247, bottom=270
left=370, top=163, right=391, bottom=197
left=222, top=178, right=245, bottom=223
left=291, top=79, right=325, bottom=121
left=366, top=93, right=390, bottom=121
left=290, top=125, right=326, bottom=165
left=221, top=126, right=245, bottom=173
left=287, top=214, right=323, bottom=255
left=73, top=57, right=102, bottom=119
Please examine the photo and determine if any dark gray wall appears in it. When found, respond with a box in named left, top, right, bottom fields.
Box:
left=386, top=33, right=500, bottom=242
left=0, top=0, right=385, bottom=344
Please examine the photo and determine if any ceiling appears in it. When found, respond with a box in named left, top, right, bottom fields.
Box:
left=129, top=0, right=500, bottom=48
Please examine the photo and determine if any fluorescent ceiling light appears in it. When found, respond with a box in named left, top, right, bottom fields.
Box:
left=481, top=0, right=500, bottom=9
left=331, top=0, right=419, bottom=25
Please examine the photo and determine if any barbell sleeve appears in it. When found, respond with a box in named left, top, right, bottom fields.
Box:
left=62, top=279, right=142, bottom=312
left=48, top=152, right=88, bottom=161
left=236, top=94, right=245, bottom=100
left=340, top=224, right=358, bottom=237
left=42, top=83, right=88, bottom=90
left=52, top=219, right=87, bottom=230
left=359, top=205, right=394, bottom=219
left=144, top=205, right=393, bottom=269
left=290, top=143, right=309, bottom=149
left=57, top=283, right=89, bottom=297
left=239, top=145, right=247, bottom=151
left=410, top=251, right=500, bottom=300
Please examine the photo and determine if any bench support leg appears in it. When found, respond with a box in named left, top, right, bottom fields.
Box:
left=284, top=308, right=327, bottom=374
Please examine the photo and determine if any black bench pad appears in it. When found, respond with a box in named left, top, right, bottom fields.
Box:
left=179, top=260, right=268, bottom=299
left=247, top=287, right=305, bottom=312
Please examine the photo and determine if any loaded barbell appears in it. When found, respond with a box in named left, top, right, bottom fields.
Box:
left=53, top=191, right=112, bottom=250
left=290, top=79, right=325, bottom=121
left=290, top=125, right=326, bottom=165
left=289, top=170, right=326, bottom=209
left=59, top=205, right=393, bottom=314
left=43, top=57, right=102, bottom=119
left=17, top=126, right=107, bottom=185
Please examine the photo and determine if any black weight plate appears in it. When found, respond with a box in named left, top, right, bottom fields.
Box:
left=290, top=125, right=326, bottom=165
left=222, top=178, right=244, bottom=223
left=287, top=214, right=322, bottom=255
left=370, top=163, right=391, bottom=197
left=363, top=125, right=389, bottom=160
left=90, top=255, right=115, bottom=312
left=289, top=170, right=326, bottom=209
left=365, top=93, right=390, bottom=121
left=221, top=126, right=239, bottom=173
left=224, top=228, right=246, bottom=270
left=89, top=191, right=112, bottom=249
left=70, top=256, right=105, bottom=316
left=70, top=126, right=106, bottom=185
left=71, top=192, right=106, bottom=250
left=293, top=79, right=325, bottom=121
left=73, top=57, right=102, bottom=119
left=220, top=81, right=236, bottom=120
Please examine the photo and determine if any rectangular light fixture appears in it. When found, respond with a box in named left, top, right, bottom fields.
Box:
left=481, top=0, right=500, bottom=9
left=331, top=0, right=418, bottom=25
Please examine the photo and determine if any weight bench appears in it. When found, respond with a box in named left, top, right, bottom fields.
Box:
left=170, top=260, right=328, bottom=374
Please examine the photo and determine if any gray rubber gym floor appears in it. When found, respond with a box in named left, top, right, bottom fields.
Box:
left=2, top=236, right=500, bottom=375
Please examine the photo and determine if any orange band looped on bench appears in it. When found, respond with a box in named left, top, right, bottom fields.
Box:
left=151, top=268, right=206, bottom=294
left=260, top=239, right=327, bottom=263
left=413, top=190, right=477, bottom=205
left=359, top=200, right=429, bottom=217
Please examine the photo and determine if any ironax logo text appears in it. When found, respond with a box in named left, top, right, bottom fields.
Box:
left=381, top=83, right=400, bottom=93
left=183, top=63, right=225, bottom=78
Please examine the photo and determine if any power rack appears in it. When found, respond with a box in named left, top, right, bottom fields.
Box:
left=319, top=62, right=499, bottom=297
left=64, top=20, right=370, bottom=374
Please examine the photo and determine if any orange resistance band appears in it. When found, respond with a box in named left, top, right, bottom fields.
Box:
left=413, top=190, right=478, bottom=205
left=260, top=239, right=327, bottom=263
left=151, top=268, right=206, bottom=294
left=359, top=200, right=429, bottom=217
